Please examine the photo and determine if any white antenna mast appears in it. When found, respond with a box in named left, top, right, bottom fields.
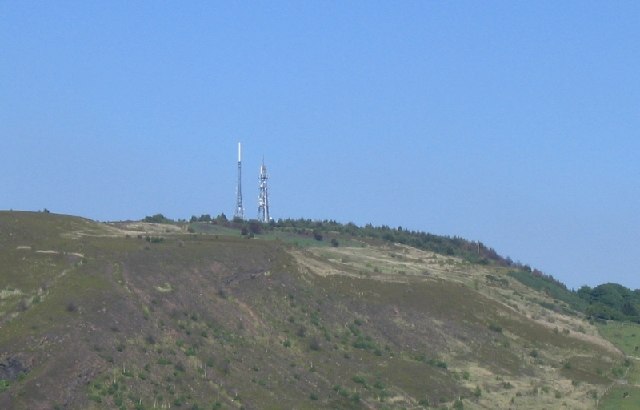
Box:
left=234, top=142, right=244, bottom=220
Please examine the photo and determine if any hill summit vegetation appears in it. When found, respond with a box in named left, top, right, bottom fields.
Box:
left=0, top=210, right=639, bottom=409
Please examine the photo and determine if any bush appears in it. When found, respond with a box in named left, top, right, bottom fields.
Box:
left=309, top=337, right=321, bottom=351
left=427, top=358, right=448, bottom=369
left=488, top=323, right=502, bottom=333
left=473, top=386, right=481, bottom=397
left=352, top=375, right=367, bottom=385
left=248, top=221, right=263, bottom=235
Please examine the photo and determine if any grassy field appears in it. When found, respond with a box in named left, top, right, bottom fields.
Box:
left=600, top=386, right=640, bottom=409
left=596, top=321, right=640, bottom=409
left=597, top=321, right=640, bottom=357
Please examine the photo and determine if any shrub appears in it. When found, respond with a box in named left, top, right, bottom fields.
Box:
left=612, top=367, right=624, bottom=377
left=427, top=358, right=448, bottom=369
left=333, top=384, right=349, bottom=397
left=352, top=375, right=367, bottom=385
left=174, top=361, right=185, bottom=372
left=473, top=386, right=481, bottom=397
left=488, top=323, right=502, bottom=333
left=248, top=221, right=263, bottom=235
left=309, top=337, right=321, bottom=351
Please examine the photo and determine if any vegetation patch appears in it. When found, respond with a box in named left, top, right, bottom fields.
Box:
left=600, top=385, right=640, bottom=410
left=597, top=321, right=640, bottom=356
left=508, top=270, right=585, bottom=311
left=155, top=282, right=173, bottom=292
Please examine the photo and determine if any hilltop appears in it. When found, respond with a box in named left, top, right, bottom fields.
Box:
left=0, top=211, right=638, bottom=409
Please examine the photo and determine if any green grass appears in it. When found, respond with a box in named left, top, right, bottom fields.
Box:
left=600, top=386, right=640, bottom=410
left=597, top=321, right=640, bottom=357
left=596, top=322, right=640, bottom=409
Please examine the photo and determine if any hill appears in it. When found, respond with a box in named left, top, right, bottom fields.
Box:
left=0, top=211, right=635, bottom=409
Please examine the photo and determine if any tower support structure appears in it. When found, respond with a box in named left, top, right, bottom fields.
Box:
left=258, top=159, right=270, bottom=223
left=234, top=142, right=244, bottom=220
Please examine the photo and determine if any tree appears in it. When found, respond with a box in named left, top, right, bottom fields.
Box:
left=622, top=302, right=638, bottom=317
left=248, top=220, right=262, bottom=235
left=198, top=214, right=212, bottom=223
left=144, top=214, right=172, bottom=224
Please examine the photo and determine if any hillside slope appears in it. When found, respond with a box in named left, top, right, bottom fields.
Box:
left=0, top=212, right=624, bottom=409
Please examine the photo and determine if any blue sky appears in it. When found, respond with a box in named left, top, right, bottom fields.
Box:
left=1, top=2, right=638, bottom=290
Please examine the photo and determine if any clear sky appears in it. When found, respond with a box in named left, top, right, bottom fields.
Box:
left=1, top=2, right=638, bottom=290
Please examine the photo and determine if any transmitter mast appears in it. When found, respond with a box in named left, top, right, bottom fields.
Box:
left=258, top=159, right=270, bottom=222
left=234, top=142, right=244, bottom=220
